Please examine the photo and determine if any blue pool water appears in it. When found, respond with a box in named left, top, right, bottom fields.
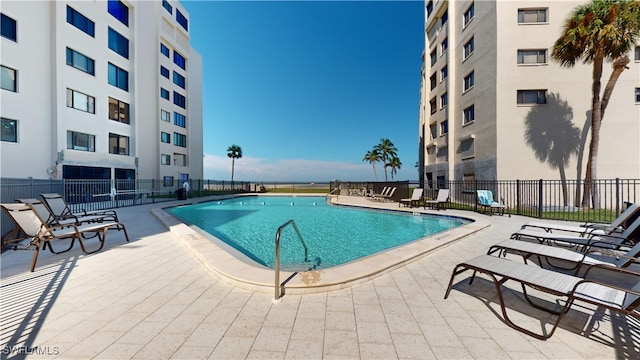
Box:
left=168, top=196, right=467, bottom=270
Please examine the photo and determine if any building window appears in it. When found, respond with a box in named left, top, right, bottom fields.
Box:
left=67, top=131, right=95, bottom=151
left=429, top=123, right=437, bottom=140
left=463, top=37, right=474, bottom=60
left=108, top=63, right=128, bottom=91
left=464, top=3, right=475, bottom=27
left=1, top=117, right=17, bottom=142
left=66, top=88, right=95, bottom=113
left=162, top=0, right=172, bottom=14
left=173, top=71, right=185, bottom=89
left=463, top=71, right=474, bottom=92
left=161, top=132, right=170, bottom=143
left=160, top=43, right=170, bottom=57
left=440, top=92, right=448, bottom=108
left=517, top=49, right=547, bottom=64
left=517, top=89, right=547, bottom=105
left=173, top=51, right=186, bottom=70
left=430, top=98, right=437, bottom=114
left=161, top=154, right=171, bottom=165
left=173, top=92, right=186, bottom=108
left=160, top=66, right=170, bottom=78
left=109, top=97, right=130, bottom=124
left=174, top=153, right=186, bottom=166
left=441, top=10, right=448, bottom=26
left=1, top=13, right=17, bottom=42
left=66, top=6, right=95, bottom=37
left=161, top=87, right=169, bottom=100
left=174, top=132, right=187, bottom=147
left=635, top=46, right=640, bottom=61
left=440, top=120, right=448, bottom=135
left=176, top=9, right=188, bottom=32
left=636, top=88, right=640, bottom=103
left=66, top=48, right=94, bottom=75
left=108, top=27, right=129, bottom=59
left=430, top=49, right=437, bottom=66
left=440, top=65, right=448, bottom=81
left=109, top=133, right=129, bottom=155
left=430, top=73, right=436, bottom=90
left=518, top=8, right=547, bottom=24
left=163, top=176, right=174, bottom=186
left=441, top=38, right=448, bottom=55
left=108, top=0, right=129, bottom=26
left=463, top=105, right=475, bottom=124
left=1, top=65, right=17, bottom=92
left=426, top=1, right=433, bottom=17
left=161, top=109, right=170, bottom=122
left=174, top=112, right=186, bottom=127
left=461, top=138, right=474, bottom=159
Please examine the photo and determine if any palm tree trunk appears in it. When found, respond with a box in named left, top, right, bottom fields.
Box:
left=582, top=56, right=604, bottom=209
left=372, top=164, right=378, bottom=181
left=231, top=158, right=235, bottom=184
left=559, top=165, right=568, bottom=207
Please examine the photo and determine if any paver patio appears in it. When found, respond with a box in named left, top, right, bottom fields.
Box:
left=1, top=196, right=639, bottom=359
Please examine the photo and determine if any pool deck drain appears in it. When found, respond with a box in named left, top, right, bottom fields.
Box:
left=153, top=194, right=490, bottom=294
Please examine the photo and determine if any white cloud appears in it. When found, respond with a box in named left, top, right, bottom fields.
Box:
left=203, top=154, right=413, bottom=182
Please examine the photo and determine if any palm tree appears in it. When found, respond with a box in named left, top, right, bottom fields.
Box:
left=388, top=156, right=402, bottom=180
left=374, top=138, right=398, bottom=181
left=362, top=149, right=381, bottom=181
left=226, top=145, right=242, bottom=184
left=552, top=0, right=640, bottom=208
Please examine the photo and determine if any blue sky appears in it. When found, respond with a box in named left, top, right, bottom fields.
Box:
left=183, top=1, right=424, bottom=182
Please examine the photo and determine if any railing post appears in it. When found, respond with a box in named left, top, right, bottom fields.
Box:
left=538, top=179, right=543, bottom=219
left=615, top=177, right=620, bottom=216
left=516, top=179, right=521, bottom=216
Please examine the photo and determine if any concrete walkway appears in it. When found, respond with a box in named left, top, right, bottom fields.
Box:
left=1, top=196, right=639, bottom=359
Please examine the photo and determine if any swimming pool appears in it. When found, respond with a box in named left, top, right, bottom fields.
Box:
left=169, top=195, right=467, bottom=270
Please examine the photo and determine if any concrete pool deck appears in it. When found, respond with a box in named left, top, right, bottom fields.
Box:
left=1, top=195, right=639, bottom=359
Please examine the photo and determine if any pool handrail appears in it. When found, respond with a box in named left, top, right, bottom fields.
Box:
left=274, top=219, right=309, bottom=302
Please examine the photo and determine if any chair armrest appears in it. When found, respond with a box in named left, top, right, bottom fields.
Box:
left=582, top=264, right=640, bottom=283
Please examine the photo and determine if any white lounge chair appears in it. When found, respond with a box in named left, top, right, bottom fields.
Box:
left=399, top=188, right=423, bottom=207
left=424, top=189, right=449, bottom=210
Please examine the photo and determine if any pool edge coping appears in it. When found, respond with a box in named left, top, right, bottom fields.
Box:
left=151, top=194, right=491, bottom=295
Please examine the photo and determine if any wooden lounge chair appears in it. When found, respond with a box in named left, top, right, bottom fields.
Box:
left=520, top=203, right=640, bottom=237
left=41, top=193, right=119, bottom=222
left=399, top=188, right=423, bottom=207
left=424, top=189, right=449, bottom=210
left=477, top=190, right=508, bottom=216
left=510, top=216, right=640, bottom=251
left=1, top=203, right=129, bottom=272
left=444, top=254, right=640, bottom=340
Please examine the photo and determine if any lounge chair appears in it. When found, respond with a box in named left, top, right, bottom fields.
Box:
left=399, top=188, right=423, bottom=207
left=370, top=186, right=389, bottom=199
left=444, top=254, right=640, bottom=340
left=1, top=203, right=129, bottom=271
left=477, top=190, right=508, bottom=216
left=488, top=237, right=640, bottom=276
left=41, top=193, right=119, bottom=222
left=16, top=198, right=116, bottom=226
left=511, top=215, right=640, bottom=250
left=373, top=187, right=396, bottom=202
left=520, top=203, right=640, bottom=236
left=424, top=189, right=449, bottom=210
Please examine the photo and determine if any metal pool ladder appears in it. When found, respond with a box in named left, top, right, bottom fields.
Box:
left=274, top=219, right=309, bottom=302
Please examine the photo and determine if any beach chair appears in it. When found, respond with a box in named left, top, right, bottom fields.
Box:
left=424, top=189, right=449, bottom=210
left=444, top=254, right=640, bottom=340
left=41, top=193, right=119, bottom=222
left=520, top=203, right=640, bottom=237
left=511, top=216, right=640, bottom=251
left=1, top=203, right=129, bottom=272
left=477, top=190, right=508, bottom=216
left=399, top=188, right=423, bottom=207
left=16, top=198, right=116, bottom=226
left=373, top=187, right=396, bottom=202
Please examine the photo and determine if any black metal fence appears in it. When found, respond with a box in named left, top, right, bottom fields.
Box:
left=2, top=177, right=639, bottom=240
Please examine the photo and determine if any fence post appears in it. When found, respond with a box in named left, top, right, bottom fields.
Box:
left=474, top=180, right=478, bottom=213
left=516, top=179, right=520, bottom=216
left=615, top=177, right=620, bottom=216
left=537, top=179, right=543, bottom=218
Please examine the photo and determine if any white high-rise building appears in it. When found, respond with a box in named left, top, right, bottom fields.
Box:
left=418, top=0, right=640, bottom=187
left=1, top=0, right=203, bottom=184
